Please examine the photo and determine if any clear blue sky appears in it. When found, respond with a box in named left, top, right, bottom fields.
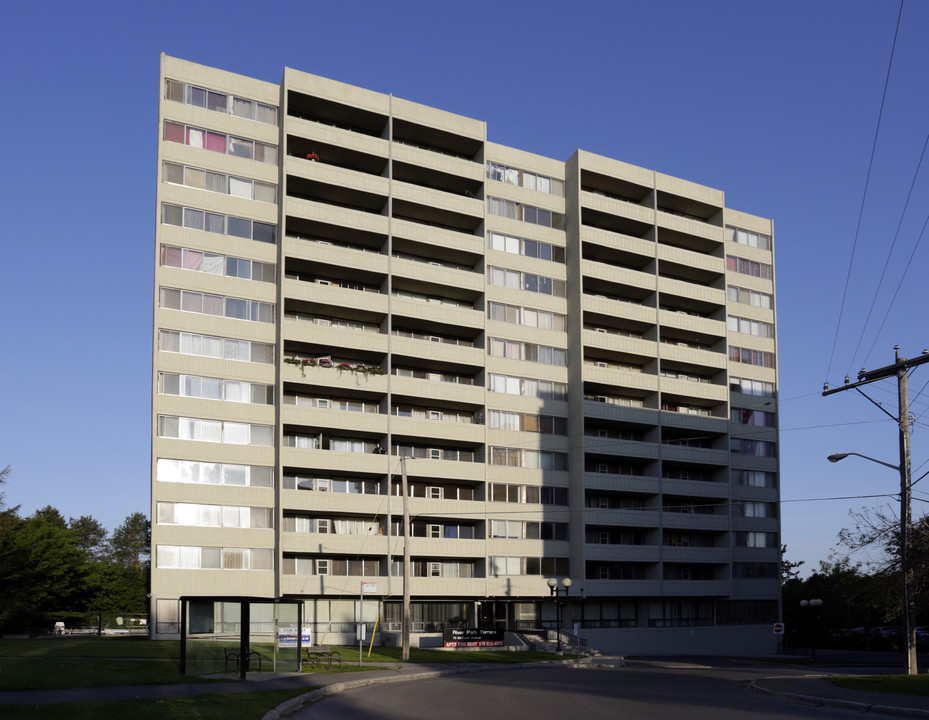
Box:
left=3, top=0, right=928, bottom=573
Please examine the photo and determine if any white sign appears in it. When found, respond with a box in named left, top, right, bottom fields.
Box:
left=278, top=626, right=313, bottom=647
left=362, top=582, right=378, bottom=594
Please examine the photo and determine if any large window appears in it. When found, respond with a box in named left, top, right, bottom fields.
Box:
left=487, top=410, right=567, bottom=435
left=731, top=439, right=776, bottom=457
left=731, top=469, right=776, bottom=488
left=488, top=301, right=565, bottom=331
left=489, top=447, right=568, bottom=470
left=157, top=416, right=273, bottom=446
left=726, top=226, right=771, bottom=251
left=488, top=373, right=567, bottom=400
left=488, top=266, right=566, bottom=297
left=728, top=315, right=774, bottom=338
left=488, top=338, right=566, bottom=366
left=163, top=162, right=276, bottom=203
left=488, top=232, right=565, bottom=263
left=165, top=79, right=278, bottom=125
left=487, top=197, right=564, bottom=229
left=159, top=287, right=274, bottom=324
left=161, top=203, right=276, bottom=243
left=157, top=502, right=272, bottom=529
left=731, top=408, right=776, bottom=427
left=727, top=285, right=773, bottom=309
left=161, top=246, right=275, bottom=283
left=729, top=346, right=775, bottom=368
left=729, top=377, right=775, bottom=397
left=486, top=162, right=564, bottom=196
left=156, top=546, right=273, bottom=570
left=157, top=459, right=273, bottom=488
left=159, top=330, right=274, bottom=364
left=163, top=121, right=277, bottom=164
left=726, top=255, right=773, bottom=280
left=158, top=373, right=273, bottom=405
left=735, top=531, right=778, bottom=548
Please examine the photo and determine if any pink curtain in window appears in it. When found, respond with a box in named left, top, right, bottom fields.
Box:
left=206, top=132, right=227, bottom=153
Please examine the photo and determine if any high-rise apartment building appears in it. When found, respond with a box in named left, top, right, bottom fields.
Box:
left=152, top=55, right=780, bottom=654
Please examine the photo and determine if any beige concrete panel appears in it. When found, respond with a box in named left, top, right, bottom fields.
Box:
left=662, top=547, right=730, bottom=563
left=659, top=445, right=729, bottom=465
left=485, top=430, right=569, bottom=454
left=656, top=211, right=723, bottom=243
left=159, top=267, right=276, bottom=303
left=732, top=547, right=779, bottom=563
left=582, top=259, right=658, bottom=293
left=580, top=190, right=656, bottom=225
left=583, top=436, right=660, bottom=459
left=731, top=517, right=778, bottom=533
left=164, top=55, right=280, bottom=105
left=583, top=509, right=662, bottom=526
left=724, top=208, right=774, bottom=236
left=391, top=180, right=484, bottom=219
left=389, top=417, right=485, bottom=445
left=484, top=287, right=568, bottom=316
left=281, top=406, right=387, bottom=434
left=286, top=239, right=388, bottom=273
left=390, top=259, right=485, bottom=294
left=282, top=493, right=389, bottom=517
left=285, top=116, right=389, bottom=158
left=486, top=539, right=569, bottom=556
left=484, top=576, right=562, bottom=597
left=281, top=363, right=389, bottom=393
left=395, top=458, right=485, bottom=482
left=389, top=337, right=484, bottom=367
left=155, top=353, right=275, bottom=385
left=582, top=401, right=660, bottom=426
left=281, top=575, right=325, bottom=595
left=657, top=276, right=725, bottom=305
left=661, top=581, right=731, bottom=596
left=281, top=321, right=387, bottom=355
left=657, top=309, right=726, bottom=338
left=659, top=378, right=727, bottom=402
left=280, top=448, right=391, bottom=475
left=405, top=498, right=487, bottom=518
left=283, top=278, right=389, bottom=314
left=153, top=483, right=274, bottom=508
left=656, top=243, right=725, bottom=273
left=661, top=514, right=729, bottom=531
left=726, top=333, right=775, bottom=354
left=723, top=240, right=773, bottom=264
left=584, top=366, right=659, bottom=392
left=486, top=142, right=565, bottom=178
left=484, top=467, right=569, bottom=484
left=485, top=394, right=569, bottom=417
left=155, top=569, right=275, bottom=598
left=391, top=96, right=484, bottom=138
left=292, top=535, right=386, bottom=556
left=730, top=486, right=779, bottom=503
left=659, top=343, right=728, bottom=370
left=157, top=225, right=278, bottom=263
left=485, top=322, right=567, bottom=349
left=391, top=299, right=484, bottom=331
left=583, top=474, right=660, bottom=494
left=391, top=143, right=484, bottom=181
left=731, top=579, right=781, bottom=599
left=583, top=580, right=663, bottom=596
left=582, top=330, right=659, bottom=358
left=660, top=412, right=729, bottom=433
left=484, top=357, right=568, bottom=384
left=289, top=159, right=390, bottom=197
left=284, top=197, right=389, bottom=236
left=655, top=172, right=724, bottom=208
left=581, top=226, right=656, bottom=259
left=726, top=303, right=775, bottom=324
left=390, top=218, right=484, bottom=256
left=659, top=479, right=729, bottom=498
left=581, top=295, right=657, bottom=325
left=155, top=525, right=275, bottom=548
left=485, top=217, right=565, bottom=245
left=407, top=539, right=486, bottom=558
left=485, top=181, right=566, bottom=213
left=405, top=579, right=486, bottom=597
left=152, top=437, right=274, bottom=467
left=152, top=312, right=277, bottom=346
left=156, top=396, right=274, bottom=425
left=386, top=377, right=484, bottom=406
left=725, top=365, right=776, bottom=385
left=284, top=66, right=390, bottom=116
left=724, top=272, right=774, bottom=295
left=585, top=545, right=661, bottom=562
left=159, top=142, right=279, bottom=185
left=727, top=455, right=778, bottom=472
left=575, top=150, right=656, bottom=187
left=485, top=249, right=568, bottom=278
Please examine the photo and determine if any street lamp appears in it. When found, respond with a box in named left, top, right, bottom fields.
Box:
left=547, top=578, right=572, bottom=653
left=828, top=451, right=916, bottom=675
left=799, top=599, right=823, bottom=659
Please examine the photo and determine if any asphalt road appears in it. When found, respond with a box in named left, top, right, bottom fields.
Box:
left=294, top=663, right=871, bottom=720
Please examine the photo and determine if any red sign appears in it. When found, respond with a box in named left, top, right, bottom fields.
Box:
left=773, top=623, right=785, bottom=635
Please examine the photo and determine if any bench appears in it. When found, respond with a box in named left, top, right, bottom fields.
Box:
left=303, top=647, right=341, bottom=671
left=224, top=647, right=262, bottom=673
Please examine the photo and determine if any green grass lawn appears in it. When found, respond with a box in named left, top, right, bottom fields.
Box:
left=829, top=674, right=929, bottom=696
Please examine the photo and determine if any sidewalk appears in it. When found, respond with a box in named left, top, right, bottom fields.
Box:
left=748, top=675, right=929, bottom=717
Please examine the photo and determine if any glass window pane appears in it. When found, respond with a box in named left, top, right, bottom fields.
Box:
left=227, top=217, right=251, bottom=239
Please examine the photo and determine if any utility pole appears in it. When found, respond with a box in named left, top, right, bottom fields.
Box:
left=823, top=346, right=929, bottom=675
left=400, top=455, right=411, bottom=661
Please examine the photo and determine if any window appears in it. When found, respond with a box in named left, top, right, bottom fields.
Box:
left=736, top=531, right=778, bottom=548
left=489, top=447, right=568, bottom=470
left=486, top=162, right=564, bottom=196
left=729, top=377, right=775, bottom=397
left=731, top=470, right=776, bottom=488
left=488, top=232, right=565, bottom=262
left=488, top=338, right=567, bottom=366
left=166, top=79, right=278, bottom=125
left=157, top=459, right=272, bottom=488
left=730, top=439, right=776, bottom=456
left=157, top=416, right=273, bottom=446
left=156, top=546, right=272, bottom=570
left=161, top=203, right=276, bottom=244
left=490, top=556, right=522, bottom=575
left=738, top=502, right=778, bottom=518
left=726, top=255, right=773, bottom=280
left=488, top=267, right=566, bottom=297
left=727, top=285, right=773, bottom=309
left=157, top=502, right=272, bottom=529
left=486, top=197, right=564, bottom=229
left=729, top=346, right=775, bottom=368
left=726, top=226, right=771, bottom=251
left=160, top=288, right=274, bottom=324
left=159, top=373, right=273, bottom=405
left=491, top=520, right=521, bottom=539
left=163, top=120, right=277, bottom=163
left=731, top=408, right=776, bottom=427
left=163, top=162, right=276, bottom=203
left=728, top=315, right=775, bottom=338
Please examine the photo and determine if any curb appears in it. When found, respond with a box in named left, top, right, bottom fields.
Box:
left=262, top=659, right=594, bottom=720
left=745, top=679, right=929, bottom=718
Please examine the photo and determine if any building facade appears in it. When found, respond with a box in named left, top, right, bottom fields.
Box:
left=151, top=55, right=780, bottom=654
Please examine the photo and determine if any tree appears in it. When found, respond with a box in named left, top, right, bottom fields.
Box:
left=109, top=513, right=151, bottom=568
left=780, top=544, right=805, bottom=584
left=69, top=516, right=108, bottom=561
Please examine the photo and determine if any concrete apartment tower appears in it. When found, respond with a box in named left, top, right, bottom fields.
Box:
left=151, top=54, right=780, bottom=654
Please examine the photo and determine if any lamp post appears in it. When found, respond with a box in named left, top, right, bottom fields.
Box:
left=828, top=451, right=916, bottom=675
left=547, top=577, right=572, bottom=653
left=799, top=598, right=823, bottom=659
